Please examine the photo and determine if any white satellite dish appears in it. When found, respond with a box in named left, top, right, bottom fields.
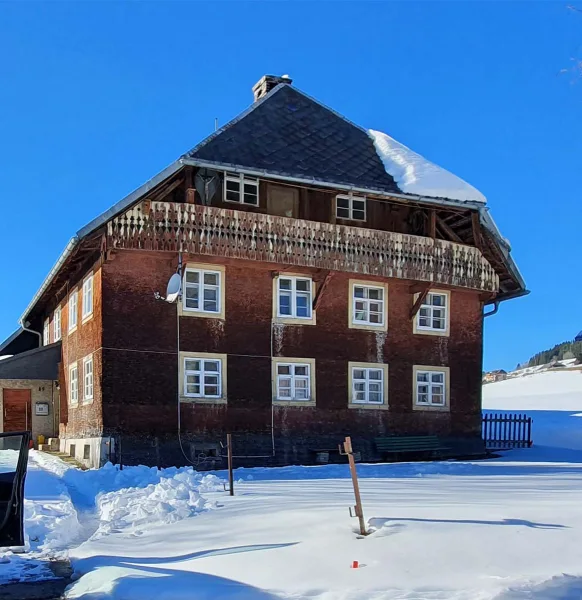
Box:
left=165, top=273, right=182, bottom=303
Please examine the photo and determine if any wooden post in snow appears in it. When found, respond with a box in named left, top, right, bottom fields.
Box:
left=227, top=433, right=234, bottom=496
left=341, top=436, right=367, bottom=536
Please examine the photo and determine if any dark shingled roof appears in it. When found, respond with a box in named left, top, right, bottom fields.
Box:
left=0, top=328, right=40, bottom=357
left=185, top=84, right=401, bottom=194
left=0, top=342, right=61, bottom=381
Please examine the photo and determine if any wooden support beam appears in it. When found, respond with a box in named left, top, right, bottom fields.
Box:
left=471, top=212, right=482, bottom=252
left=436, top=216, right=463, bottom=243
left=151, top=178, right=184, bottom=202
left=429, top=210, right=436, bottom=239
left=313, top=271, right=334, bottom=311
left=409, top=284, right=431, bottom=320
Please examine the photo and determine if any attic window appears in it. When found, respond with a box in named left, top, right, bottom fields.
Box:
left=224, top=173, right=258, bottom=206
left=336, top=194, right=366, bottom=221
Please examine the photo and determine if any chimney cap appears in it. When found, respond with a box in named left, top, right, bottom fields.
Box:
left=252, top=74, right=293, bottom=102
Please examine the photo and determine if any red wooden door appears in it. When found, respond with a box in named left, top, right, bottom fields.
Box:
left=3, top=390, right=31, bottom=432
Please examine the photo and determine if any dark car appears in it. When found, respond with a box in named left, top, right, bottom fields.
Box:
left=0, top=431, right=31, bottom=547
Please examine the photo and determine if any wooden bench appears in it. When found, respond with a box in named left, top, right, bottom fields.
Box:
left=375, top=435, right=450, bottom=460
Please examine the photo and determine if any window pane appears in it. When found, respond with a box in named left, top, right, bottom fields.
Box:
left=369, top=392, right=382, bottom=403
left=352, top=209, right=365, bottom=220
left=279, top=293, right=291, bottom=315
left=204, top=361, right=219, bottom=372
left=279, top=279, right=292, bottom=290
left=417, top=373, right=429, bottom=382
left=226, top=190, right=240, bottom=202
left=354, top=391, right=366, bottom=402
left=186, top=374, right=199, bottom=385
left=369, top=383, right=382, bottom=392
left=204, top=300, right=217, bottom=312
left=185, top=360, right=200, bottom=371
left=352, top=200, right=366, bottom=211
left=419, top=317, right=429, bottom=327
left=337, top=197, right=350, bottom=209
left=243, top=183, right=257, bottom=194
left=337, top=207, right=350, bottom=218
left=368, top=289, right=382, bottom=300
left=431, top=373, right=444, bottom=383
left=354, top=382, right=366, bottom=392
left=296, top=295, right=310, bottom=317
left=204, top=273, right=218, bottom=286
left=353, top=369, right=365, bottom=379
left=295, top=279, right=310, bottom=292
left=204, top=385, right=219, bottom=396
left=295, top=388, right=308, bottom=399
left=277, top=365, right=291, bottom=375
left=418, top=393, right=429, bottom=404
left=204, top=288, right=217, bottom=302
left=186, top=271, right=199, bottom=283
left=419, top=307, right=430, bottom=317
left=294, top=379, right=308, bottom=389
left=294, top=366, right=308, bottom=376
left=369, top=313, right=381, bottom=324
left=355, top=310, right=367, bottom=322
left=432, top=318, right=444, bottom=329
left=243, top=193, right=258, bottom=205
left=369, top=370, right=382, bottom=381
left=354, top=287, right=365, bottom=298
left=226, top=180, right=240, bottom=192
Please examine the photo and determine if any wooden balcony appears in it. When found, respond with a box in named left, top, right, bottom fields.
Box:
left=106, top=202, right=499, bottom=292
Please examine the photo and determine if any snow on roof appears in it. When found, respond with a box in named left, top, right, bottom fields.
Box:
left=368, top=129, right=487, bottom=205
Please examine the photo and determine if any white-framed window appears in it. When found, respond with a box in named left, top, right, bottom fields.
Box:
left=183, top=357, right=222, bottom=398
left=416, top=292, right=448, bottom=332
left=336, top=194, right=366, bottom=221
left=82, top=274, right=93, bottom=320
left=275, top=362, right=311, bottom=401
left=43, top=319, right=50, bottom=346
left=83, top=356, right=94, bottom=402
left=224, top=172, right=259, bottom=206
left=69, top=363, right=79, bottom=406
left=183, top=268, right=222, bottom=314
left=277, top=276, right=312, bottom=319
left=352, top=284, right=385, bottom=327
left=53, top=307, right=61, bottom=342
left=351, top=367, right=385, bottom=405
left=68, top=290, right=78, bottom=332
left=415, top=370, right=446, bottom=406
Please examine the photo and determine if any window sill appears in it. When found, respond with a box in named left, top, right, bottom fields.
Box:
left=413, top=404, right=449, bottom=412
left=180, top=396, right=227, bottom=405
left=413, top=327, right=449, bottom=337
left=68, top=326, right=77, bottom=336
left=81, top=313, right=93, bottom=325
left=82, top=399, right=94, bottom=406
left=273, top=315, right=316, bottom=326
left=273, top=400, right=316, bottom=408
left=178, top=305, right=225, bottom=320
left=349, top=321, right=387, bottom=333
left=349, top=403, right=389, bottom=410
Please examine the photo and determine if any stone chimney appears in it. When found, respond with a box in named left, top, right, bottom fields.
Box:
left=252, top=74, right=292, bottom=102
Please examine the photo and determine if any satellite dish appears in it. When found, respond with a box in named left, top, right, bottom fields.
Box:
left=165, top=273, right=182, bottom=303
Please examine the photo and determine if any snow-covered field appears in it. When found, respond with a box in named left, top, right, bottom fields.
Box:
left=1, top=369, right=582, bottom=599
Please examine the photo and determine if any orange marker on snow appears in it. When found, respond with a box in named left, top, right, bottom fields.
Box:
left=351, top=561, right=359, bottom=569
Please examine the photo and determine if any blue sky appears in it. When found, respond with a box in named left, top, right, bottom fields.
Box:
left=0, top=1, right=580, bottom=371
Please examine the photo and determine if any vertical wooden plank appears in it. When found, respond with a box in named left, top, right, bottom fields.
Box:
left=429, top=209, right=436, bottom=239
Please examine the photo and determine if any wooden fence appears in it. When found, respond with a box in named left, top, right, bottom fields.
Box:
left=482, top=413, right=533, bottom=449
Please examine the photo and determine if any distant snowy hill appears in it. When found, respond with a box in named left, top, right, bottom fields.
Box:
left=483, top=370, right=582, bottom=411
left=483, top=370, right=582, bottom=456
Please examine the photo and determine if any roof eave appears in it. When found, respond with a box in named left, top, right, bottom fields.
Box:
left=20, top=160, right=184, bottom=325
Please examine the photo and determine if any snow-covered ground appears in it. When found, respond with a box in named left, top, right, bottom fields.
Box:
left=1, top=369, right=582, bottom=599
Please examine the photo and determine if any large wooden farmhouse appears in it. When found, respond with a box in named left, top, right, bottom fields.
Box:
left=0, top=75, right=526, bottom=468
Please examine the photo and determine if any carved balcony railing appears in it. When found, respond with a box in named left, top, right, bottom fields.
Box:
left=106, top=202, right=499, bottom=292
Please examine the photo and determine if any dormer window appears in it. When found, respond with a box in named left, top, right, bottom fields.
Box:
left=336, top=194, right=366, bottom=221
left=224, top=172, right=259, bottom=206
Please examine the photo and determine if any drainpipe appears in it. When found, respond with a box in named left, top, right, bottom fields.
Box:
left=20, top=321, right=42, bottom=347
left=483, top=301, right=499, bottom=318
